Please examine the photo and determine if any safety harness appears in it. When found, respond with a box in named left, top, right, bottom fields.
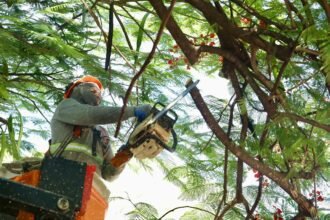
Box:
left=49, top=125, right=108, bottom=166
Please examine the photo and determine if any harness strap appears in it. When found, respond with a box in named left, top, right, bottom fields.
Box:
left=50, top=142, right=103, bottom=165
left=73, top=125, right=82, bottom=137
left=49, top=126, right=81, bottom=158
left=50, top=133, right=73, bottom=158
left=92, top=128, right=100, bottom=156
left=50, top=126, right=107, bottom=163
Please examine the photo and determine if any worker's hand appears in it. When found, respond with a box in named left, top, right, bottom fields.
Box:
left=110, top=146, right=133, bottom=168
left=134, top=104, right=152, bottom=122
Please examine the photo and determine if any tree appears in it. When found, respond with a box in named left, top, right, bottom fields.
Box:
left=0, top=0, right=329, bottom=219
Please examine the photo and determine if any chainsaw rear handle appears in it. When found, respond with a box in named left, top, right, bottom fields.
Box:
left=168, top=129, right=177, bottom=152
left=152, top=129, right=177, bottom=152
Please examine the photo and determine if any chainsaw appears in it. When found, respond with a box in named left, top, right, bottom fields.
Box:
left=127, top=80, right=199, bottom=159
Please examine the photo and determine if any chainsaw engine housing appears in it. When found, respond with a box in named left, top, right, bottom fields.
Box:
left=128, top=103, right=178, bottom=159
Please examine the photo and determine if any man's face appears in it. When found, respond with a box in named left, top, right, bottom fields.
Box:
left=81, top=82, right=102, bottom=106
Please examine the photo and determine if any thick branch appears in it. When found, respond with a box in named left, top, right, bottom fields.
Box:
left=200, top=46, right=278, bottom=117
left=184, top=0, right=294, bottom=61
left=271, top=46, right=295, bottom=95
left=226, top=67, right=250, bottom=207
left=186, top=81, right=317, bottom=218
left=317, top=0, right=330, bottom=23
left=148, top=0, right=200, bottom=65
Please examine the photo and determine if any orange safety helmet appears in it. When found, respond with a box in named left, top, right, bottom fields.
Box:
left=64, top=75, right=103, bottom=99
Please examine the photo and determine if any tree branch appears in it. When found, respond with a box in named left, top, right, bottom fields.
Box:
left=186, top=80, right=317, bottom=218
left=200, top=46, right=278, bottom=117
left=230, top=0, right=289, bottom=31
left=317, top=0, right=330, bottom=23
left=246, top=175, right=264, bottom=219
left=276, top=112, right=330, bottom=132
left=148, top=0, right=200, bottom=65
left=114, top=0, right=177, bottom=137
left=300, top=0, right=315, bottom=26
left=159, top=205, right=215, bottom=220
left=284, top=0, right=308, bottom=28
left=217, top=198, right=238, bottom=219
left=0, top=117, right=8, bottom=125
left=81, top=0, right=108, bottom=42
left=185, top=0, right=294, bottom=61
left=214, top=98, right=236, bottom=218
left=8, top=90, right=51, bottom=124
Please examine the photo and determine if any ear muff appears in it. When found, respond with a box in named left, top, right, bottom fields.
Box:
left=64, top=75, right=103, bottom=99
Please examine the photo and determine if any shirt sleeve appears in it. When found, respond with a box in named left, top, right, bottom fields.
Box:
left=98, top=126, right=125, bottom=182
left=53, top=99, right=135, bottom=126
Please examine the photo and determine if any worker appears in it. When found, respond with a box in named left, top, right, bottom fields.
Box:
left=49, top=75, right=151, bottom=180
left=0, top=75, right=154, bottom=220
left=48, top=75, right=152, bottom=219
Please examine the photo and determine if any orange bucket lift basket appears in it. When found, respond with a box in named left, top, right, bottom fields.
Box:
left=0, top=157, right=108, bottom=220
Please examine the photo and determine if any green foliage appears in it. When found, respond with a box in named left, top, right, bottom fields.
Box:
left=126, top=202, right=158, bottom=220
left=0, top=0, right=329, bottom=219
left=135, top=12, right=149, bottom=65
left=0, top=132, right=8, bottom=164
left=301, top=25, right=330, bottom=83
left=179, top=207, right=214, bottom=220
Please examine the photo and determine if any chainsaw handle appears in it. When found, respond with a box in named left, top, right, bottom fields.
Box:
left=155, top=128, right=177, bottom=152
left=152, top=102, right=178, bottom=123
left=152, top=102, right=178, bottom=152
left=169, top=129, right=177, bottom=152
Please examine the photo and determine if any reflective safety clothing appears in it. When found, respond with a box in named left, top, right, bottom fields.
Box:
left=50, top=142, right=104, bottom=165
left=50, top=98, right=135, bottom=181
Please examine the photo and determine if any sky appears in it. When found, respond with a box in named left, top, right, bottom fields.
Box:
left=106, top=156, right=192, bottom=219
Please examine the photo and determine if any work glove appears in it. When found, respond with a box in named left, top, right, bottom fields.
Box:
left=110, top=147, right=133, bottom=168
left=134, top=104, right=152, bottom=122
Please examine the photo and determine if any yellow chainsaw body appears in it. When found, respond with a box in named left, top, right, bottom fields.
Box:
left=128, top=114, right=172, bottom=159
